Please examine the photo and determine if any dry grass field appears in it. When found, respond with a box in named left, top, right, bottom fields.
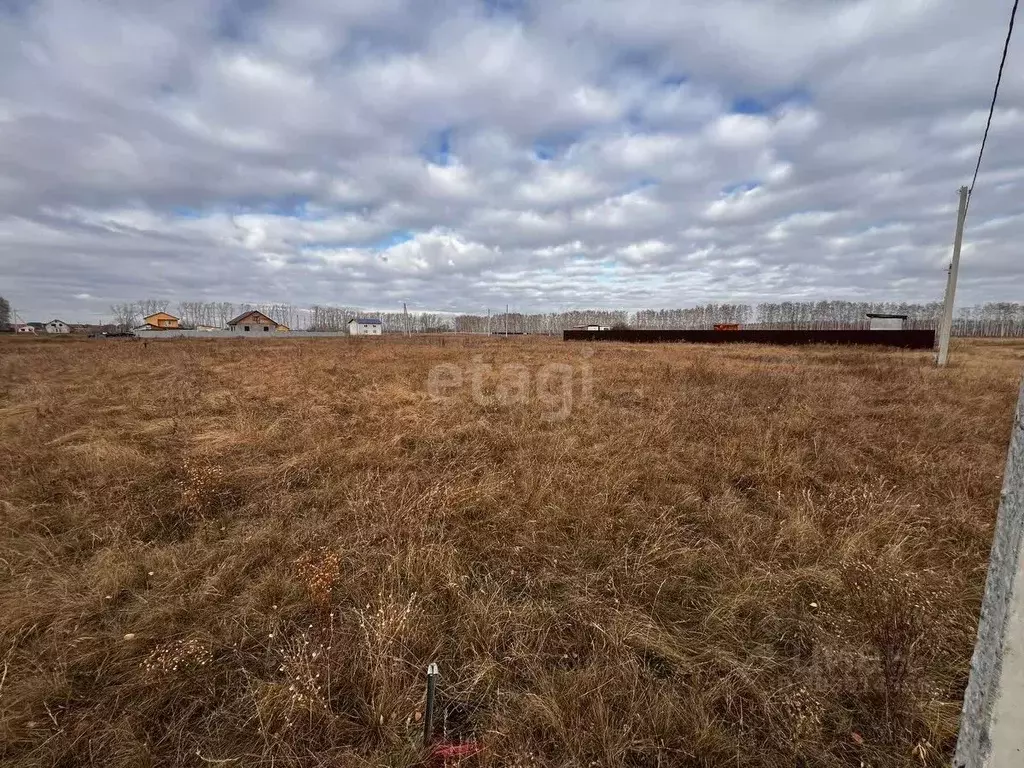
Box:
left=1, top=335, right=1022, bottom=767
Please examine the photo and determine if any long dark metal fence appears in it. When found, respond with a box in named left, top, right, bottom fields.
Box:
left=563, top=328, right=936, bottom=349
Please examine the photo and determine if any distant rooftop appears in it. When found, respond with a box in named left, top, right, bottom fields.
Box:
left=350, top=318, right=382, bottom=325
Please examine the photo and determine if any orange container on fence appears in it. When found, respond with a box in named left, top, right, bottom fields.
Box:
left=714, top=324, right=740, bottom=331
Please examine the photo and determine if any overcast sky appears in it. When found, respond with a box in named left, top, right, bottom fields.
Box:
left=1, top=0, right=1022, bottom=321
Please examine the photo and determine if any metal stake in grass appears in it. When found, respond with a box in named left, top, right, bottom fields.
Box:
left=423, top=663, right=440, bottom=747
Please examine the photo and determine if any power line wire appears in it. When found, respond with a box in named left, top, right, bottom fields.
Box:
left=967, top=0, right=1019, bottom=211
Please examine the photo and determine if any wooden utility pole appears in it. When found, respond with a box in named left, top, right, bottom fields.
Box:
left=505, top=304, right=509, bottom=337
left=403, top=302, right=410, bottom=337
left=937, top=186, right=969, bottom=367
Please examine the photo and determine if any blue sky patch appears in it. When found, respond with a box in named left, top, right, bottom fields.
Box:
left=369, top=230, right=415, bottom=249
left=299, top=230, right=415, bottom=252
left=731, top=88, right=811, bottom=115
left=264, top=197, right=317, bottom=219
left=533, top=143, right=556, bottom=161
left=594, top=259, right=620, bottom=284
left=660, top=74, right=689, bottom=88
left=214, top=0, right=272, bottom=41
left=422, top=129, right=453, bottom=166
left=611, top=48, right=663, bottom=75
left=731, top=97, right=768, bottom=115
left=532, top=131, right=582, bottom=161
left=172, top=197, right=324, bottom=220
left=722, top=180, right=761, bottom=195
left=172, top=205, right=205, bottom=220
left=298, top=243, right=351, bottom=253
left=626, top=178, right=659, bottom=194
left=479, top=0, right=527, bottom=18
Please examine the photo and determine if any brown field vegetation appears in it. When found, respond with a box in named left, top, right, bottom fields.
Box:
left=1, top=335, right=1022, bottom=767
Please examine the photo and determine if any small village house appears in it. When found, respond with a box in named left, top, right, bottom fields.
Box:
left=139, top=312, right=180, bottom=330
left=226, top=310, right=288, bottom=334
left=13, top=323, right=35, bottom=333
left=348, top=318, right=383, bottom=336
left=866, top=313, right=908, bottom=331
left=45, top=319, right=70, bottom=334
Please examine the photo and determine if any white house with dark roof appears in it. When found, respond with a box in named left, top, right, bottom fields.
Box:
left=45, top=319, right=70, bottom=334
left=347, top=318, right=383, bottom=336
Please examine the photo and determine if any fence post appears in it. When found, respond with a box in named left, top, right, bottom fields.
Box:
left=955, top=378, right=1024, bottom=766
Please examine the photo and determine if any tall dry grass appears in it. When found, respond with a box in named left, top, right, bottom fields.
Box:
left=0, top=335, right=1021, bottom=767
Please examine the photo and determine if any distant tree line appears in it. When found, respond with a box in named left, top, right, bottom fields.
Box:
left=455, top=302, right=1024, bottom=336
left=102, top=299, right=1024, bottom=337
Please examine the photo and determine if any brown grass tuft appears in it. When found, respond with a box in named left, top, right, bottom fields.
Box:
left=295, top=548, right=343, bottom=611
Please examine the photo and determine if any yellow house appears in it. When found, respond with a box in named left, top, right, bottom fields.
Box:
left=142, top=312, right=180, bottom=330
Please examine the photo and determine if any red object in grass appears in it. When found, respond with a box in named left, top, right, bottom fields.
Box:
left=429, top=741, right=483, bottom=763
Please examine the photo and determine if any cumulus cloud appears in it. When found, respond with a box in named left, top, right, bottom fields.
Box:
left=0, top=0, right=1021, bottom=320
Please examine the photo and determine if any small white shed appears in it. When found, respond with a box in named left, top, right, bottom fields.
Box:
left=866, top=313, right=907, bottom=331
left=348, top=318, right=383, bottom=336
